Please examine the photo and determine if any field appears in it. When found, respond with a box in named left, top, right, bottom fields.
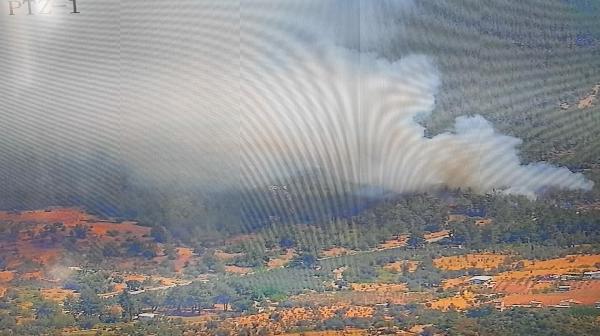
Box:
left=281, top=330, right=368, bottom=336
left=429, top=291, right=476, bottom=311
left=226, top=305, right=375, bottom=334
left=424, top=230, right=451, bottom=243
left=0, top=208, right=90, bottom=227
left=501, top=281, right=600, bottom=307
left=434, top=254, right=508, bottom=271
left=87, top=221, right=150, bottom=237
left=291, top=288, right=430, bottom=307
left=349, top=283, right=408, bottom=292
left=383, top=260, right=419, bottom=273
left=214, top=250, right=244, bottom=261
left=267, top=249, right=296, bottom=269
left=0, top=208, right=152, bottom=268
left=224, top=265, right=253, bottom=275
left=441, top=277, right=469, bottom=289
left=493, top=279, right=553, bottom=295
left=378, top=235, right=408, bottom=249
left=172, top=247, right=194, bottom=272
left=321, top=247, right=354, bottom=258
left=41, top=288, right=78, bottom=302
left=495, top=254, right=600, bottom=280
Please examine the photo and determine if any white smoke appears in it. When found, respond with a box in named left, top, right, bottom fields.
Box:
left=120, top=0, right=593, bottom=197
left=239, top=45, right=593, bottom=196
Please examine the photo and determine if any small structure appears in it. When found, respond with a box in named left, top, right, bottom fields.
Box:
left=137, top=313, right=157, bottom=321
left=530, top=301, right=543, bottom=308
left=557, top=285, right=571, bottom=292
left=332, top=266, right=347, bottom=281
left=584, top=270, right=600, bottom=279
left=468, top=275, right=493, bottom=285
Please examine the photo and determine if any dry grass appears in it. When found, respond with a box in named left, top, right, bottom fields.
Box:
left=434, top=254, right=507, bottom=271
left=214, top=250, right=244, bottom=261
left=495, top=254, right=600, bottom=280
left=501, top=281, right=600, bottom=306
left=224, top=265, right=253, bottom=274
left=230, top=306, right=373, bottom=335
left=41, top=288, right=78, bottom=302
left=0, top=208, right=89, bottom=227
left=424, top=230, right=451, bottom=243
left=378, top=235, right=408, bottom=249
left=384, top=260, right=419, bottom=273
left=429, top=290, right=475, bottom=311
left=0, top=207, right=152, bottom=278
left=87, top=221, right=150, bottom=236
left=123, top=274, right=147, bottom=282
left=344, top=306, right=374, bottom=318
left=171, top=247, right=194, bottom=272
left=441, top=277, right=468, bottom=290
left=447, top=214, right=466, bottom=223
left=474, top=218, right=493, bottom=227
left=267, top=249, right=296, bottom=269
left=0, top=271, right=15, bottom=283
left=492, top=279, right=554, bottom=295
left=578, top=94, right=596, bottom=109
left=321, top=247, right=353, bottom=258
left=577, top=83, right=599, bottom=109
left=281, top=330, right=368, bottom=336
left=350, top=283, right=408, bottom=292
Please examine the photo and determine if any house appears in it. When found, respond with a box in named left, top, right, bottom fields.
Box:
left=468, top=275, right=493, bottom=285
left=557, top=285, right=571, bottom=292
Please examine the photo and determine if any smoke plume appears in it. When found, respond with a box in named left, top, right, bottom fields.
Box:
left=0, top=0, right=593, bottom=209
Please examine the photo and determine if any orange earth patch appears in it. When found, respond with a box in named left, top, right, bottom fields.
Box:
left=350, top=283, right=407, bottom=292
left=493, top=279, right=553, bottom=295
left=281, top=329, right=368, bottom=336
left=495, top=254, right=600, bottom=280
left=267, top=249, right=296, bottom=269
left=0, top=208, right=90, bottom=227
left=501, top=281, right=600, bottom=307
left=379, top=235, right=408, bottom=249
left=171, top=247, right=194, bottom=272
left=123, top=274, right=148, bottom=282
left=424, top=230, right=451, bottom=243
left=441, top=277, right=469, bottom=290
left=344, top=306, right=374, bottom=318
left=214, top=250, right=244, bottom=261
left=0, top=271, right=15, bottom=283
left=87, top=221, right=150, bottom=237
left=41, top=288, right=78, bottom=302
left=20, top=271, right=43, bottom=281
left=429, top=290, right=476, bottom=311
left=321, top=247, right=353, bottom=258
left=224, top=265, right=253, bottom=275
left=384, top=260, right=419, bottom=273
left=434, top=254, right=507, bottom=271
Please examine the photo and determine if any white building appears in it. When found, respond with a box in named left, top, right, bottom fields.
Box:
left=468, top=275, right=493, bottom=285
left=584, top=271, right=600, bottom=279
left=137, top=313, right=157, bottom=321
